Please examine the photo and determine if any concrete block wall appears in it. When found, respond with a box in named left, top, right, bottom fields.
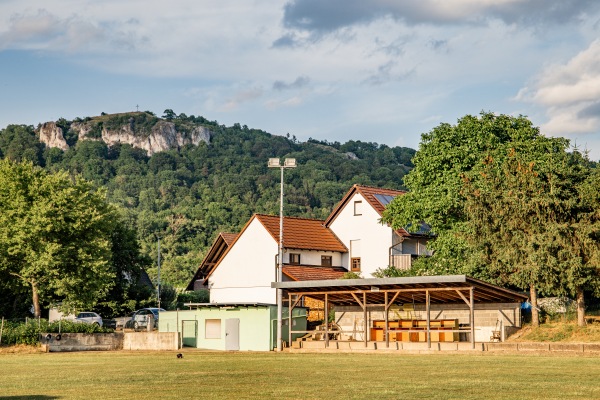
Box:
left=43, top=332, right=180, bottom=351
left=44, top=333, right=123, bottom=352
left=122, top=332, right=179, bottom=351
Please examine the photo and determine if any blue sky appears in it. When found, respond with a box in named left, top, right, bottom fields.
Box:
left=1, top=0, right=600, bottom=160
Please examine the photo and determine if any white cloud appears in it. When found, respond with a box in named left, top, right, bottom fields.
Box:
left=517, top=40, right=600, bottom=148
left=219, top=87, right=265, bottom=112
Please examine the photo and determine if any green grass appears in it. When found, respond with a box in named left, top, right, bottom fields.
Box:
left=0, top=350, right=599, bottom=399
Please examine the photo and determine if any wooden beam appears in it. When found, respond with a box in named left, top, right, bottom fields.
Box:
left=426, top=289, right=431, bottom=349
left=351, top=292, right=365, bottom=309
left=456, top=289, right=469, bottom=305
left=324, top=293, right=329, bottom=348
left=288, top=292, right=293, bottom=347
left=470, top=287, right=475, bottom=350
left=291, top=294, right=303, bottom=310
left=385, top=291, right=389, bottom=348
left=363, top=292, right=368, bottom=348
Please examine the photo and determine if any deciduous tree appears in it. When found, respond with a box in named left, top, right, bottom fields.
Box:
left=0, top=160, right=117, bottom=317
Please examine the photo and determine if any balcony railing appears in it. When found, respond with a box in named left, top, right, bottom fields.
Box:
left=389, top=254, right=412, bottom=270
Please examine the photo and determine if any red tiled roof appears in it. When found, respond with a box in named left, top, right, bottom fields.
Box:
left=220, top=232, right=238, bottom=245
left=256, top=214, right=347, bottom=252
left=354, top=185, right=406, bottom=216
left=283, top=265, right=348, bottom=281
left=186, top=232, right=238, bottom=290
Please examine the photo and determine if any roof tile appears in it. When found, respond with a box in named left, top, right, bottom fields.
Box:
left=283, top=265, right=348, bottom=281
left=256, top=214, right=347, bottom=252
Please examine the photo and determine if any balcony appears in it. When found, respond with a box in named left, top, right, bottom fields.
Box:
left=389, top=254, right=412, bottom=270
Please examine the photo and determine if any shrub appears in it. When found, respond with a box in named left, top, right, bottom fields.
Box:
left=0, top=319, right=112, bottom=346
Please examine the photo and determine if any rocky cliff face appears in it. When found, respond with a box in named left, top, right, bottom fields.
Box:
left=72, top=120, right=212, bottom=156
left=37, top=117, right=212, bottom=155
left=37, top=122, right=69, bottom=151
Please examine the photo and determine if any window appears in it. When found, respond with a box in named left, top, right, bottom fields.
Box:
left=353, top=200, right=362, bottom=216
left=321, top=255, right=332, bottom=266
left=205, top=319, right=221, bottom=339
left=289, top=253, right=301, bottom=265
left=351, top=257, right=361, bottom=272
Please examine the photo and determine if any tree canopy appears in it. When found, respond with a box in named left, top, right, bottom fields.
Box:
left=0, top=160, right=153, bottom=318
left=382, top=112, right=600, bottom=325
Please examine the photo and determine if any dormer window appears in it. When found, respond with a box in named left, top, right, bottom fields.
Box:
left=289, top=253, right=301, bottom=265
left=321, top=256, right=332, bottom=266
left=354, top=200, right=362, bottom=216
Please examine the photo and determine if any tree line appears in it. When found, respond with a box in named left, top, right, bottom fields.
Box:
left=0, top=111, right=415, bottom=318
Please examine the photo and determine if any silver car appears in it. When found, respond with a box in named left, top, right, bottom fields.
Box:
left=130, top=308, right=165, bottom=330
left=74, top=312, right=103, bottom=327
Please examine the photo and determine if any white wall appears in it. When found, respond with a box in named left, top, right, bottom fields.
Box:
left=329, top=193, right=393, bottom=277
left=209, top=218, right=278, bottom=304
left=284, top=250, right=343, bottom=266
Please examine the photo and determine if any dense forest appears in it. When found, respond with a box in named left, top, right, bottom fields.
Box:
left=0, top=111, right=415, bottom=289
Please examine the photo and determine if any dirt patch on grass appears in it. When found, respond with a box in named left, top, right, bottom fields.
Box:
left=509, top=321, right=600, bottom=342
left=0, top=344, right=44, bottom=354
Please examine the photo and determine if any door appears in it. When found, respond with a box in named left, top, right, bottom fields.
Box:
left=225, top=318, right=240, bottom=351
left=182, top=320, right=198, bottom=347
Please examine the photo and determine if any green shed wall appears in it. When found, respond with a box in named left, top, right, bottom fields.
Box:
left=159, top=306, right=306, bottom=351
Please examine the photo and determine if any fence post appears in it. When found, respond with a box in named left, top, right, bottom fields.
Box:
left=0, top=317, right=4, bottom=345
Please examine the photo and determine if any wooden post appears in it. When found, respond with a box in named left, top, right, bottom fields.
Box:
left=363, top=292, right=368, bottom=348
left=288, top=293, right=293, bottom=347
left=324, top=293, right=329, bottom=348
left=0, top=317, right=4, bottom=345
left=426, top=290, right=431, bottom=349
left=384, top=291, right=389, bottom=348
left=470, top=287, right=475, bottom=349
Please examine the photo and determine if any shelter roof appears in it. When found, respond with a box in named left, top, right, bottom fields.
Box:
left=256, top=214, right=347, bottom=252
left=272, top=275, right=527, bottom=305
left=283, top=265, right=348, bottom=281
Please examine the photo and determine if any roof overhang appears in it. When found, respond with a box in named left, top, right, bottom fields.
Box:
left=272, top=275, right=527, bottom=305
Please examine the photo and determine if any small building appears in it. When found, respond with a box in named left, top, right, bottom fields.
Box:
left=158, top=304, right=307, bottom=351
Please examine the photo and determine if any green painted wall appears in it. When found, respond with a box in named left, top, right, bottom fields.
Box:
left=159, top=306, right=307, bottom=351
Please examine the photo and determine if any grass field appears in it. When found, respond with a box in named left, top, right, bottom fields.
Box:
left=1, top=350, right=599, bottom=399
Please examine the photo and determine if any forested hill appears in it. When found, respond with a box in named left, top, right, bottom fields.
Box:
left=0, top=111, right=415, bottom=287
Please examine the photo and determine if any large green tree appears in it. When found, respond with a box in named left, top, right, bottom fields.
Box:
left=382, top=113, right=543, bottom=276
left=382, top=112, right=600, bottom=326
left=0, top=160, right=117, bottom=317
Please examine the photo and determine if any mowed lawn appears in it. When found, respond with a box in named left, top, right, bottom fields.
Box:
left=1, top=350, right=599, bottom=399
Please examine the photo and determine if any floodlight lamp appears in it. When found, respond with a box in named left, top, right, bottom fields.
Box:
left=284, top=158, right=297, bottom=168
left=268, top=158, right=281, bottom=168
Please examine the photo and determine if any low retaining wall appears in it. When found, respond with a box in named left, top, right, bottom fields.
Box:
left=486, top=342, right=600, bottom=354
left=43, top=333, right=123, bottom=352
left=122, top=332, right=179, bottom=351
left=41, top=332, right=179, bottom=352
left=291, top=340, right=600, bottom=354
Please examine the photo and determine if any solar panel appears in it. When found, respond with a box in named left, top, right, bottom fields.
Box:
left=374, top=193, right=396, bottom=206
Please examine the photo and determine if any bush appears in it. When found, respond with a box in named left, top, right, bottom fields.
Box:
left=176, top=291, right=209, bottom=310
left=0, top=319, right=112, bottom=346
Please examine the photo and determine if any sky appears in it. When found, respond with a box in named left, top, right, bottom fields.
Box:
left=1, top=0, right=600, bottom=160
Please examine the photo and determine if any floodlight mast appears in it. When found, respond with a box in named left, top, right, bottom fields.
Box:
left=268, top=157, right=296, bottom=352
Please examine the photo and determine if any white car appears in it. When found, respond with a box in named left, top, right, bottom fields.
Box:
left=129, top=308, right=165, bottom=330
left=74, top=312, right=103, bottom=327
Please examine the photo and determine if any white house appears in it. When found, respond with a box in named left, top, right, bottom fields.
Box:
left=188, top=184, right=432, bottom=304
left=324, top=185, right=431, bottom=277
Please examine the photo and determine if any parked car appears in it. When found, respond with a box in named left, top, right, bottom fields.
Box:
left=128, top=308, right=165, bottom=330
left=73, top=312, right=103, bottom=327
left=111, top=312, right=135, bottom=330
